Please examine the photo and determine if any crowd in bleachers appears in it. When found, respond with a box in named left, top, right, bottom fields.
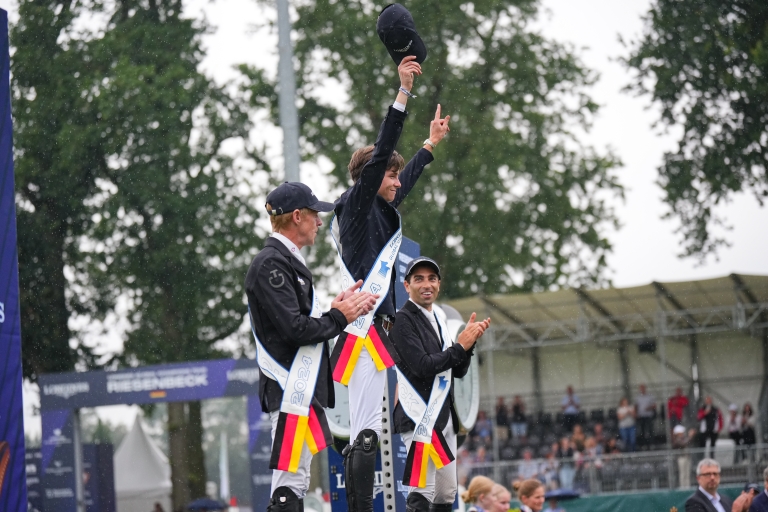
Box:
left=456, top=384, right=759, bottom=491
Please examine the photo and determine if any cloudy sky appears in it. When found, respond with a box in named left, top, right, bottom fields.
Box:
left=21, top=0, right=767, bottom=434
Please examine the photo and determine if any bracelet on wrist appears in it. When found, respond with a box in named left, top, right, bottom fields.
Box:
left=399, top=86, right=417, bottom=99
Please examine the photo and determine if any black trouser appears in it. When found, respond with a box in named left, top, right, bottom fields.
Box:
left=699, top=431, right=718, bottom=451
left=637, top=417, right=654, bottom=449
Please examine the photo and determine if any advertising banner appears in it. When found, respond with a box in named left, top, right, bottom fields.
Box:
left=0, top=6, right=28, bottom=512
left=39, top=358, right=261, bottom=410
left=26, top=449, right=43, bottom=512
left=83, top=443, right=115, bottom=512
left=41, top=410, right=77, bottom=512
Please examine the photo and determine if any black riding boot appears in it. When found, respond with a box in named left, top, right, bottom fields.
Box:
left=429, top=502, right=454, bottom=512
left=267, top=486, right=304, bottom=512
left=406, top=492, right=432, bottom=512
left=343, top=429, right=378, bottom=512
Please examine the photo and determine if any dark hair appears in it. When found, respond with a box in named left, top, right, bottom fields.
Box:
left=348, top=145, right=405, bottom=183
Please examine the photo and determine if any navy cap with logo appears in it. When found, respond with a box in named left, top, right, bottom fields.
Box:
left=405, top=256, right=441, bottom=280
left=377, top=3, right=428, bottom=65
left=265, top=182, right=335, bottom=216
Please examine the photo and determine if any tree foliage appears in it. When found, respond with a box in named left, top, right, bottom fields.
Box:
left=242, top=0, right=621, bottom=298
left=625, top=0, right=768, bottom=258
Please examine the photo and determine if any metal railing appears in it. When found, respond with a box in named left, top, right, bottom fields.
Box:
left=460, top=444, right=767, bottom=495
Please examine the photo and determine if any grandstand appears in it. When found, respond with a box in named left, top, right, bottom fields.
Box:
left=446, top=274, right=768, bottom=493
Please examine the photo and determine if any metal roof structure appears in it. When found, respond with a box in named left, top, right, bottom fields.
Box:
left=447, top=273, right=768, bottom=351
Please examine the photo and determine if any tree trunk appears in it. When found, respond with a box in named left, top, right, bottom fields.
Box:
left=168, top=401, right=190, bottom=511
left=187, top=401, right=207, bottom=499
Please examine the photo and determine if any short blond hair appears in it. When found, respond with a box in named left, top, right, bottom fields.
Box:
left=268, top=207, right=312, bottom=232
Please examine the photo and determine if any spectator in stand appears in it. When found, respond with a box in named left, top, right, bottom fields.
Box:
left=617, top=397, right=637, bottom=452
left=697, top=396, right=723, bottom=457
left=592, top=423, right=606, bottom=452
left=635, top=384, right=657, bottom=450
left=462, top=476, right=497, bottom=512
left=511, top=395, right=528, bottom=439
left=513, top=479, right=545, bottom=512
left=579, top=437, right=603, bottom=474
left=475, top=446, right=488, bottom=464
left=570, top=424, right=586, bottom=452
left=673, top=424, right=696, bottom=489
left=725, top=403, right=743, bottom=461
left=496, top=397, right=510, bottom=443
left=561, top=386, right=581, bottom=432
left=742, top=403, right=757, bottom=461
left=556, top=437, right=575, bottom=490
left=474, top=411, right=493, bottom=446
left=605, top=437, right=621, bottom=454
left=540, top=446, right=560, bottom=490
left=669, top=387, right=690, bottom=426
left=517, top=449, right=540, bottom=481
left=456, top=447, right=471, bottom=488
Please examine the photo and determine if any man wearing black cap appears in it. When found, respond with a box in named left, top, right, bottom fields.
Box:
left=391, top=257, right=490, bottom=512
left=330, top=47, right=451, bottom=511
left=245, top=182, right=379, bottom=512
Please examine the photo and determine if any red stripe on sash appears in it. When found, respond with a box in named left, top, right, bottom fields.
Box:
left=332, top=333, right=358, bottom=383
left=368, top=325, right=395, bottom=367
left=275, top=413, right=299, bottom=471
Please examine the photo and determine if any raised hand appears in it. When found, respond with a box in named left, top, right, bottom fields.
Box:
left=398, top=55, right=422, bottom=92
left=427, top=104, right=451, bottom=148
left=457, top=312, right=491, bottom=351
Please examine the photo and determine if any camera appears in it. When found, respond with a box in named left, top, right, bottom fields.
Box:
left=744, top=483, right=761, bottom=495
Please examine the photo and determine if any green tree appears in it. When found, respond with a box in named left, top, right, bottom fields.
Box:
left=625, top=0, right=768, bottom=258
left=80, top=0, right=256, bottom=507
left=241, top=0, right=621, bottom=298
left=12, top=0, right=102, bottom=380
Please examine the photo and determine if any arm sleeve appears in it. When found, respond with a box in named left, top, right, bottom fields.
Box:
left=392, top=315, right=468, bottom=379
left=453, top=344, right=474, bottom=379
left=344, top=106, right=408, bottom=219
left=391, top=148, right=434, bottom=208
left=255, top=258, right=347, bottom=346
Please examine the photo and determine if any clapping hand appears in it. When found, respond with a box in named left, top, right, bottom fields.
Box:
left=331, top=280, right=380, bottom=323
left=457, top=312, right=491, bottom=351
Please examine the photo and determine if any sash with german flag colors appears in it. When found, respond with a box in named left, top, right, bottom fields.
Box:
left=270, top=401, right=333, bottom=472
left=396, top=306, right=455, bottom=488
left=248, top=286, right=332, bottom=473
left=328, top=213, right=402, bottom=382
left=330, top=322, right=400, bottom=385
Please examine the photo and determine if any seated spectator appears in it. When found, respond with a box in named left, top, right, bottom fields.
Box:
left=668, top=387, right=689, bottom=425
left=592, top=422, right=606, bottom=451
left=583, top=436, right=603, bottom=469
left=496, top=397, right=510, bottom=442
left=617, top=396, right=636, bottom=452
left=540, top=447, right=560, bottom=490
left=517, top=449, right=540, bottom=481
left=511, top=395, right=528, bottom=439
left=475, top=446, right=489, bottom=464
left=571, top=424, right=586, bottom=452
left=561, top=385, right=581, bottom=432
left=605, top=437, right=621, bottom=454
left=474, top=411, right=493, bottom=446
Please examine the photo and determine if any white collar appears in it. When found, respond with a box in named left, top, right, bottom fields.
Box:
left=270, top=232, right=306, bottom=266
left=698, top=486, right=720, bottom=502
left=409, top=298, right=435, bottom=318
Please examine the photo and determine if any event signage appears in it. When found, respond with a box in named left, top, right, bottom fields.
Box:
left=39, top=358, right=261, bottom=410
left=0, top=5, right=28, bottom=512
left=247, top=395, right=273, bottom=512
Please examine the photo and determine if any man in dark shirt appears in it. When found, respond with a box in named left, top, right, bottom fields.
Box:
left=245, top=182, right=377, bottom=511
left=331, top=55, right=450, bottom=512
left=391, top=257, right=489, bottom=512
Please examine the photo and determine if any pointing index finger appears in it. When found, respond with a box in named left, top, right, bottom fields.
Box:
left=434, top=104, right=441, bottom=121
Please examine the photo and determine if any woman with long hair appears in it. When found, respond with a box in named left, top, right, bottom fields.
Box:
left=461, top=476, right=496, bottom=512
left=513, top=479, right=545, bottom=512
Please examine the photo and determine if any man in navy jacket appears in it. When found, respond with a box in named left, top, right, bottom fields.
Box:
left=390, top=257, right=489, bottom=512
left=332, top=55, right=451, bottom=512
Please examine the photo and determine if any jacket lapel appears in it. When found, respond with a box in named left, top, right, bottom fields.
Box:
left=697, top=490, right=720, bottom=512
left=266, top=238, right=313, bottom=284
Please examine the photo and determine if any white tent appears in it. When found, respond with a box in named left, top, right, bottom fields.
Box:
left=114, top=415, right=172, bottom=512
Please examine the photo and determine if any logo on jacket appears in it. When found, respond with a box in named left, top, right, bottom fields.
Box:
left=377, top=261, right=390, bottom=277
left=269, top=270, right=285, bottom=288
left=297, top=277, right=306, bottom=286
